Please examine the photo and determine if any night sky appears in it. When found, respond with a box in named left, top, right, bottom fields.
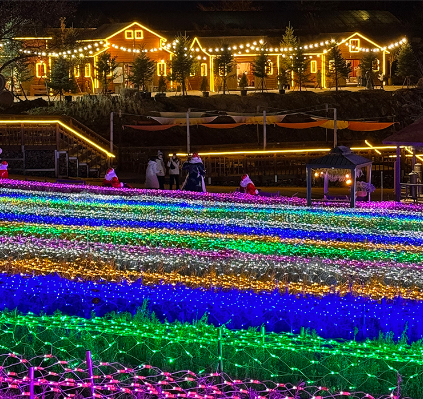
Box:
left=66, top=1, right=423, bottom=39
left=72, top=1, right=420, bottom=25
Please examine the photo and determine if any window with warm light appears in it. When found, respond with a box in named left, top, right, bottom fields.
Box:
left=135, top=30, right=143, bottom=39
left=200, top=63, right=207, bottom=76
left=74, top=66, right=80, bottom=78
left=265, top=62, right=273, bottom=75
left=157, top=62, right=166, bottom=76
left=125, top=30, right=133, bottom=39
left=310, top=60, right=317, bottom=73
left=349, top=39, right=360, bottom=52
left=36, top=62, right=46, bottom=78
left=84, top=64, right=91, bottom=77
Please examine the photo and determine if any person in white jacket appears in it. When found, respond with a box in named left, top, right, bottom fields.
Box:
left=167, top=153, right=180, bottom=190
left=156, top=150, right=166, bottom=189
left=145, top=157, right=160, bottom=189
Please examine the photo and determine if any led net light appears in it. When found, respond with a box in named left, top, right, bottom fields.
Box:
left=0, top=310, right=421, bottom=397
left=0, top=352, right=396, bottom=399
left=0, top=184, right=422, bottom=397
left=2, top=179, right=423, bottom=213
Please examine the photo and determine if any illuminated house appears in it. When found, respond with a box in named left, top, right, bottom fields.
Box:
left=15, top=22, right=405, bottom=94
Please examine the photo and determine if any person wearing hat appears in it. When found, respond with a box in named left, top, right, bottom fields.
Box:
left=145, top=156, right=160, bottom=189
left=239, top=174, right=258, bottom=195
left=156, top=150, right=166, bottom=190
left=0, top=161, right=8, bottom=179
left=103, top=167, right=123, bottom=188
left=182, top=153, right=206, bottom=192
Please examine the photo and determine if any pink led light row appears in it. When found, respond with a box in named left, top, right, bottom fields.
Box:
left=0, top=352, right=399, bottom=399
left=2, top=179, right=423, bottom=212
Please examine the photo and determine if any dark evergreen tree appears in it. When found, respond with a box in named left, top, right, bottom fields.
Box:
left=158, top=74, right=167, bottom=93
left=252, top=44, right=269, bottom=92
left=47, top=56, right=76, bottom=100
left=326, top=44, right=352, bottom=91
left=239, top=72, right=248, bottom=89
left=213, top=44, right=234, bottom=94
left=0, top=39, right=33, bottom=99
left=0, top=1, right=76, bottom=73
left=396, top=43, right=419, bottom=87
left=96, top=52, right=119, bottom=94
left=129, top=51, right=155, bottom=91
left=200, top=76, right=209, bottom=92
left=359, top=53, right=377, bottom=90
left=167, top=35, right=196, bottom=96
left=292, top=47, right=311, bottom=91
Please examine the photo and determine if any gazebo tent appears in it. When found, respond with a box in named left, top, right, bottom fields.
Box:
left=383, top=117, right=423, bottom=201
left=306, top=146, right=373, bottom=208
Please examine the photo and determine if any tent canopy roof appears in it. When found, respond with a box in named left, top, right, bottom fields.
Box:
left=306, top=146, right=372, bottom=169
left=383, top=117, right=423, bottom=146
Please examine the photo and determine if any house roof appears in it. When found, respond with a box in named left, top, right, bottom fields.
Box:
left=80, top=22, right=166, bottom=41
left=307, top=146, right=373, bottom=169
left=383, top=118, right=423, bottom=146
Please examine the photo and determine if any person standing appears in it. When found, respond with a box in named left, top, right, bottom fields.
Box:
left=145, top=156, right=160, bottom=189
left=182, top=153, right=206, bottom=192
left=0, top=161, right=8, bottom=179
left=356, top=67, right=362, bottom=86
left=156, top=150, right=166, bottom=190
left=167, top=153, right=180, bottom=190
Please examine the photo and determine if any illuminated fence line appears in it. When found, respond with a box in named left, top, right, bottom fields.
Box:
left=0, top=351, right=401, bottom=399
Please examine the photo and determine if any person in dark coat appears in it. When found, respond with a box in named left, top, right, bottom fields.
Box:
left=182, top=153, right=206, bottom=192
left=167, top=153, right=180, bottom=190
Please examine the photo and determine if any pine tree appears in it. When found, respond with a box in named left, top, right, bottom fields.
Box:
left=279, top=23, right=298, bottom=84
left=292, top=47, right=311, bottom=91
left=359, top=53, right=377, bottom=90
left=252, top=44, right=269, bottom=92
left=0, top=40, right=32, bottom=99
left=167, top=35, right=196, bottom=96
left=396, top=43, right=419, bottom=87
left=129, top=51, right=155, bottom=92
left=158, top=75, right=167, bottom=93
left=239, top=72, right=248, bottom=89
left=96, top=52, right=119, bottom=94
left=47, top=56, right=76, bottom=100
left=213, top=44, right=234, bottom=94
left=326, top=44, right=352, bottom=91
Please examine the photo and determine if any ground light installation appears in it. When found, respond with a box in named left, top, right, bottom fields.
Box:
left=0, top=180, right=422, bottom=397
